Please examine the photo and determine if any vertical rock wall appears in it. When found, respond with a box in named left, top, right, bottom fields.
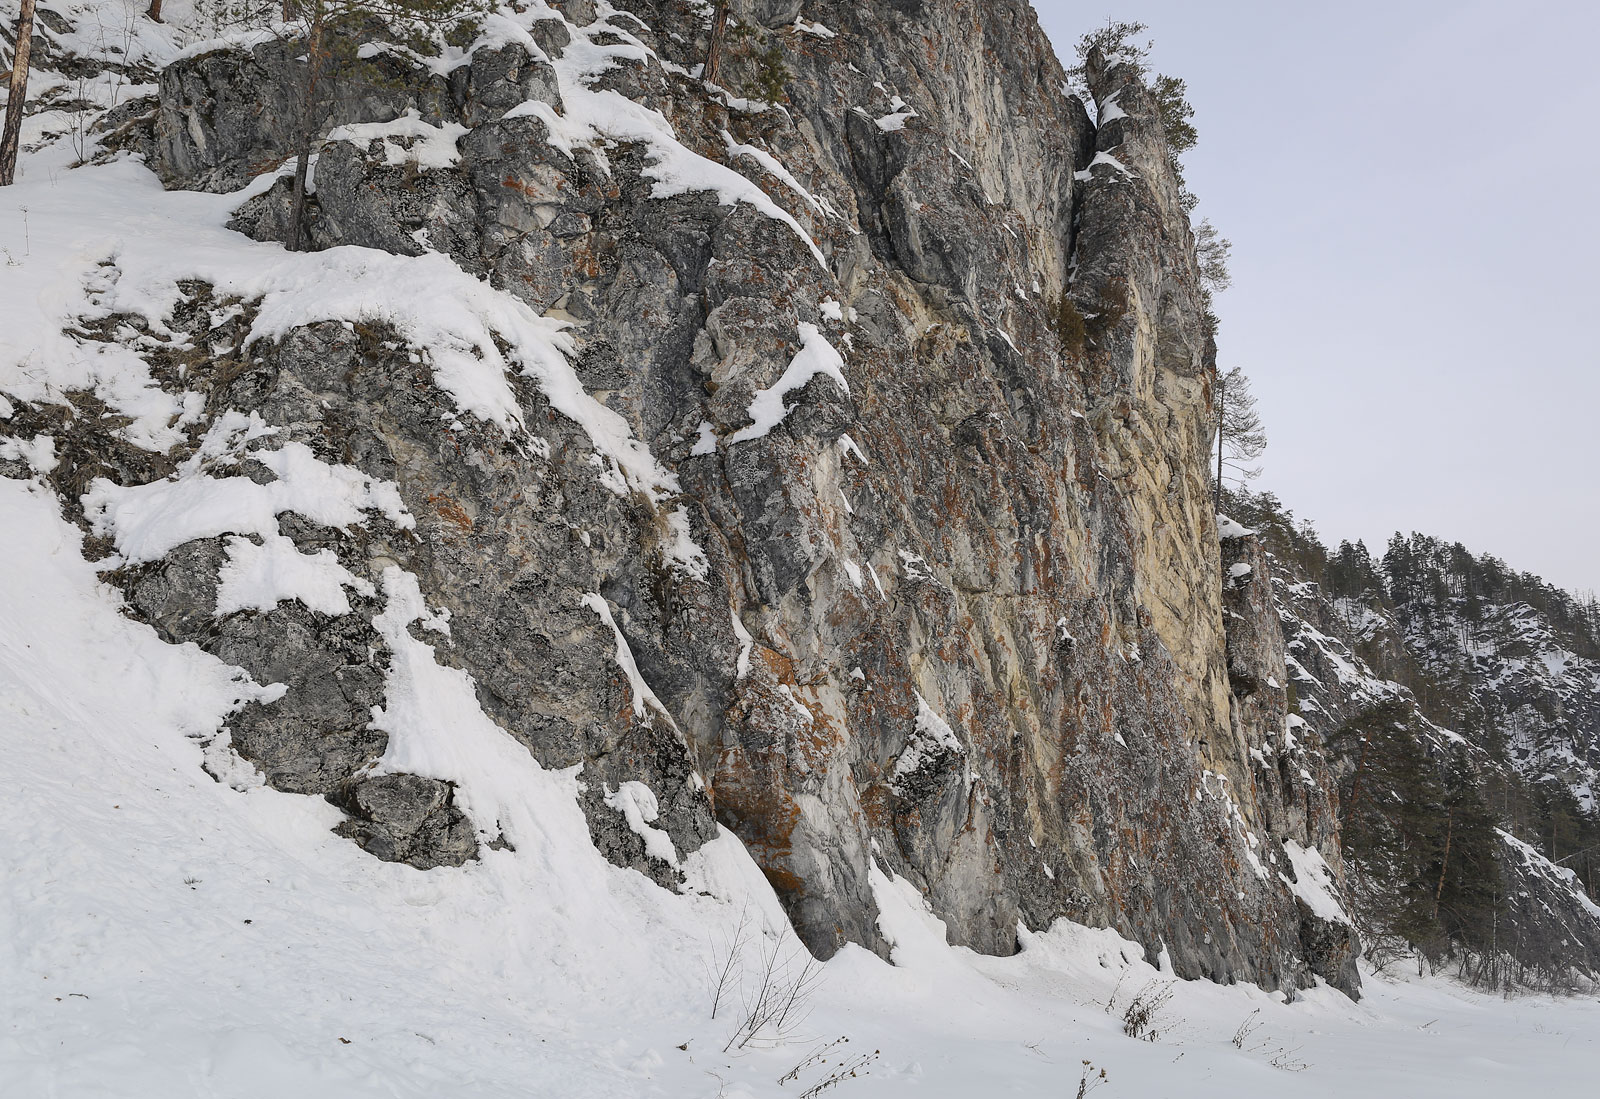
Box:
left=7, top=0, right=1360, bottom=997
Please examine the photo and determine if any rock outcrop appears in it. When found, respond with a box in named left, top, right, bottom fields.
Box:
left=2, top=0, right=1361, bottom=997
left=1221, top=526, right=1357, bottom=990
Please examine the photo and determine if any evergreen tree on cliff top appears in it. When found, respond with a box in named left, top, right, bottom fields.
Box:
left=1068, top=22, right=1257, bottom=511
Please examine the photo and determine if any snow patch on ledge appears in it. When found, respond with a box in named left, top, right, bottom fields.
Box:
left=730, top=609, right=755, bottom=680
left=839, top=432, right=868, bottom=464
left=890, top=692, right=966, bottom=791
left=792, top=18, right=838, bottom=39
left=0, top=434, right=57, bottom=475
left=727, top=324, right=850, bottom=445
left=85, top=428, right=413, bottom=566
left=1281, top=840, right=1351, bottom=925
left=874, top=95, right=919, bottom=132
left=326, top=110, right=469, bottom=170
left=502, top=18, right=827, bottom=269
left=661, top=506, right=710, bottom=581
left=582, top=592, right=678, bottom=734
left=1217, top=512, right=1254, bottom=539
left=1097, top=90, right=1128, bottom=124
left=721, top=130, right=826, bottom=216
left=1073, top=151, right=1136, bottom=182
left=367, top=567, right=555, bottom=843
left=604, top=781, right=680, bottom=868
left=214, top=532, right=375, bottom=616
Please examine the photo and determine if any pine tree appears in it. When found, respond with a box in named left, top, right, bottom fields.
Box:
left=1151, top=74, right=1196, bottom=154
left=1065, top=20, right=1152, bottom=81
left=1194, top=219, right=1231, bottom=294
left=1330, top=701, right=1504, bottom=964
left=1432, top=769, right=1500, bottom=951
left=1212, top=366, right=1266, bottom=509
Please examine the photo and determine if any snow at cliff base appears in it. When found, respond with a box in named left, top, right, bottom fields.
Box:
left=4, top=471, right=1599, bottom=1098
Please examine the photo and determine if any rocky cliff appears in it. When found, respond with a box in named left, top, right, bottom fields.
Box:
left=1, top=0, right=1357, bottom=996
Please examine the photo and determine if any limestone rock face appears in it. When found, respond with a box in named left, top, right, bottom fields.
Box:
left=11, top=0, right=1360, bottom=996
left=1221, top=527, right=1357, bottom=992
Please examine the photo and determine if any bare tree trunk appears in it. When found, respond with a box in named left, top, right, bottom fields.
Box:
left=1432, top=805, right=1454, bottom=920
left=146, top=0, right=163, bottom=22
left=1, top=0, right=38, bottom=186
left=288, top=14, right=325, bottom=252
left=288, top=144, right=315, bottom=251
left=704, top=1, right=730, bottom=84
left=1213, top=374, right=1225, bottom=512
left=1345, top=734, right=1371, bottom=818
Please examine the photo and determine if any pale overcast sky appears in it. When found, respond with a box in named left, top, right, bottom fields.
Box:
left=1030, top=1, right=1600, bottom=596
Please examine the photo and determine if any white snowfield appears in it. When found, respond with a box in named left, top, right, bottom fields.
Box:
left=2, top=2, right=1598, bottom=1095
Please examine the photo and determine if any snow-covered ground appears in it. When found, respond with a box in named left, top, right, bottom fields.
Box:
left=3, top=473, right=1597, bottom=1098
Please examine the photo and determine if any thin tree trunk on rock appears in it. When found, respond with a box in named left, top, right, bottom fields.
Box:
left=1214, top=374, right=1225, bottom=512
left=704, top=1, right=730, bottom=85
left=289, top=143, right=315, bottom=251
left=288, top=14, right=326, bottom=252
left=1346, top=734, right=1371, bottom=818
left=1, top=0, right=38, bottom=186
left=1432, top=805, right=1454, bottom=920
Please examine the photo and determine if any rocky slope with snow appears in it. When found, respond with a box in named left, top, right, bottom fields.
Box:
left=1, top=0, right=1363, bottom=999
left=1384, top=534, right=1600, bottom=817
left=1226, top=498, right=1600, bottom=982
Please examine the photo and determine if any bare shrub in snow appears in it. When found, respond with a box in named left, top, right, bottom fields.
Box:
left=1075, top=1059, right=1109, bottom=1098
left=705, top=905, right=753, bottom=1020
left=720, top=936, right=822, bottom=1052
left=1231, top=1010, right=1311, bottom=1072
left=1231, top=1007, right=1262, bottom=1049
left=1267, top=1044, right=1310, bottom=1072
left=781, top=1037, right=880, bottom=1098
left=778, top=1036, right=847, bottom=1084
left=1119, top=980, right=1174, bottom=1041
left=1098, top=966, right=1131, bottom=1015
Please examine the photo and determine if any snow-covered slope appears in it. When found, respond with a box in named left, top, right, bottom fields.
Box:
left=0, top=474, right=771, bottom=1094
